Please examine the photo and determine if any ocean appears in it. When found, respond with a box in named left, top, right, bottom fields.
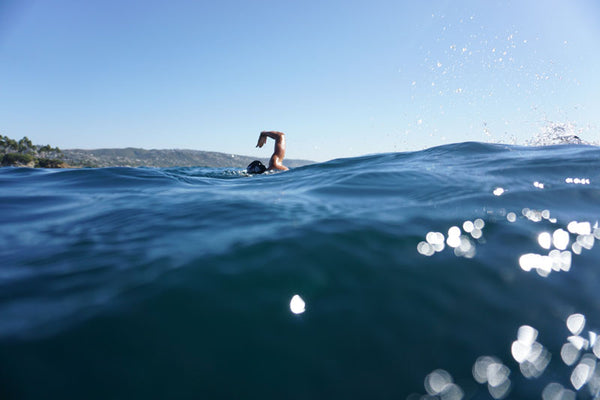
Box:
left=1, top=141, right=600, bottom=399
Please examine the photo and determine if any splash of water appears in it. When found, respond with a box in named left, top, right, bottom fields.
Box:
left=526, top=122, right=589, bottom=146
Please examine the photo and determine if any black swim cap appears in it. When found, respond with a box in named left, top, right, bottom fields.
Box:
left=247, top=160, right=267, bottom=174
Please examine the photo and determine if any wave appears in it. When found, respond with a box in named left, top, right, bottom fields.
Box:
left=1, top=141, right=600, bottom=398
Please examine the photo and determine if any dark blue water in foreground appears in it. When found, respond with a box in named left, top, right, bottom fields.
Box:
left=1, top=142, right=600, bottom=399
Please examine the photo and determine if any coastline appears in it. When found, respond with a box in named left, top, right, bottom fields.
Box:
left=0, top=135, right=313, bottom=169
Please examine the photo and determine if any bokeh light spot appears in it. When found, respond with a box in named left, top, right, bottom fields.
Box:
left=290, top=294, right=306, bottom=314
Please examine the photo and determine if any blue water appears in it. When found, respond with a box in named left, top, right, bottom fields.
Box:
left=1, top=142, right=600, bottom=399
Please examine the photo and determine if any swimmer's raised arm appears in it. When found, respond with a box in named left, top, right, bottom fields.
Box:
left=256, top=131, right=285, bottom=148
left=255, top=131, right=288, bottom=171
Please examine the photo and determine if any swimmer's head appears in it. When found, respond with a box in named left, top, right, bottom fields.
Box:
left=247, top=160, right=267, bottom=174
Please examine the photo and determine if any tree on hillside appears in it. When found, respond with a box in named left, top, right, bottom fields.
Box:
left=38, top=144, right=62, bottom=158
left=17, top=136, right=34, bottom=154
left=0, top=135, right=18, bottom=153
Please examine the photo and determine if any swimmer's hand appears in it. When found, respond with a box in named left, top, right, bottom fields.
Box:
left=256, top=132, right=268, bottom=148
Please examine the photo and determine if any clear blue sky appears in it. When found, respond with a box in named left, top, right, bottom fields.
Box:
left=1, top=0, right=599, bottom=161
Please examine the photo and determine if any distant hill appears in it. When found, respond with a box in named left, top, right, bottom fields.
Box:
left=61, top=148, right=314, bottom=168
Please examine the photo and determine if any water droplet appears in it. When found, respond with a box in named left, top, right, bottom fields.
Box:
left=424, top=369, right=453, bottom=395
left=576, top=234, right=594, bottom=250
left=567, top=313, right=586, bottom=335
left=290, top=294, right=306, bottom=314
left=426, top=232, right=445, bottom=245
left=518, top=325, right=538, bottom=345
left=593, top=336, right=600, bottom=358
left=570, top=357, right=595, bottom=390
left=473, top=356, right=497, bottom=384
left=488, top=378, right=511, bottom=399
left=440, top=383, right=464, bottom=400
left=567, top=335, right=588, bottom=351
left=463, top=221, right=474, bottom=233
left=561, top=342, right=581, bottom=366
left=568, top=221, right=591, bottom=235
left=511, top=340, right=531, bottom=363
left=553, top=229, right=570, bottom=250
left=542, top=383, right=575, bottom=400
left=418, top=241, right=435, bottom=256
left=487, top=362, right=510, bottom=387
left=538, top=232, right=552, bottom=249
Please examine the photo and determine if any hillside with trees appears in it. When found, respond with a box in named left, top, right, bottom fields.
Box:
left=0, top=135, right=66, bottom=167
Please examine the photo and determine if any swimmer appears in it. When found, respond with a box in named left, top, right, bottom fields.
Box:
left=247, top=131, right=289, bottom=174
